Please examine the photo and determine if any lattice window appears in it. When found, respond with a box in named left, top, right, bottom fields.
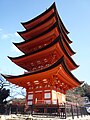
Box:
left=28, top=101, right=32, bottom=105
left=44, top=93, right=51, bottom=99
left=28, top=94, right=33, bottom=100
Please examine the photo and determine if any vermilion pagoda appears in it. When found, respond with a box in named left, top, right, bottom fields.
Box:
left=2, top=3, right=81, bottom=113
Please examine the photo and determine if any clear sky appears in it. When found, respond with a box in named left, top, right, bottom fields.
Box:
left=0, top=0, right=90, bottom=85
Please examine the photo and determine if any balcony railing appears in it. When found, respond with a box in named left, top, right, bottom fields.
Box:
left=35, top=99, right=62, bottom=105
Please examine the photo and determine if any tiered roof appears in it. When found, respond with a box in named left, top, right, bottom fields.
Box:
left=2, top=2, right=81, bottom=91
left=9, top=36, right=78, bottom=71
left=14, top=23, right=75, bottom=55
left=21, top=3, right=69, bottom=35
left=3, top=57, right=81, bottom=90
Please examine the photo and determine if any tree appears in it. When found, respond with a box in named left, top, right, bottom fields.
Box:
left=82, top=83, right=90, bottom=100
left=0, top=88, right=10, bottom=104
left=0, top=75, right=10, bottom=104
left=0, top=74, right=25, bottom=100
left=0, top=74, right=26, bottom=114
left=66, top=83, right=90, bottom=105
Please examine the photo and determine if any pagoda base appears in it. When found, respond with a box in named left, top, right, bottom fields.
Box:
left=27, top=103, right=65, bottom=115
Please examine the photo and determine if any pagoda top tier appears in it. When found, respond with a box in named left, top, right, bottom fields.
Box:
left=14, top=23, right=74, bottom=55
left=17, top=3, right=72, bottom=45
left=21, top=2, right=69, bottom=35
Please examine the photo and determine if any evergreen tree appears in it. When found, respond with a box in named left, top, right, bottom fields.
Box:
left=0, top=88, right=10, bottom=104
left=0, top=75, right=10, bottom=104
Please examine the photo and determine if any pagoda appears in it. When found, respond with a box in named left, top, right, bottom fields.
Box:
left=2, top=2, right=81, bottom=113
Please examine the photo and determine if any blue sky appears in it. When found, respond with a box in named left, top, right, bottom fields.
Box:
left=0, top=0, right=90, bottom=85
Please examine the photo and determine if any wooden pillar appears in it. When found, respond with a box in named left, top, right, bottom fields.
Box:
left=71, top=104, right=74, bottom=119
left=42, top=84, right=44, bottom=104
left=76, top=104, right=79, bottom=118
left=64, top=103, right=66, bottom=119
left=44, top=107, right=47, bottom=113
left=33, top=87, right=35, bottom=105
left=26, top=89, right=28, bottom=106
left=80, top=106, right=83, bottom=117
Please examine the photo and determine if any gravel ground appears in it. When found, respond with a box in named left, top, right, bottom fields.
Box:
left=0, top=115, right=90, bottom=120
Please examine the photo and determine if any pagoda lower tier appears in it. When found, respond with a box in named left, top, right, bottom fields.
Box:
left=2, top=57, right=81, bottom=106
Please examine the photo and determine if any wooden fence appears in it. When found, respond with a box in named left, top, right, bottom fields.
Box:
left=0, top=103, right=89, bottom=119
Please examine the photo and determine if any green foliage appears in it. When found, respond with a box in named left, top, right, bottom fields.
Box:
left=82, top=83, right=90, bottom=100
left=0, top=75, right=10, bottom=104
left=0, top=88, right=10, bottom=104
left=66, top=83, right=90, bottom=104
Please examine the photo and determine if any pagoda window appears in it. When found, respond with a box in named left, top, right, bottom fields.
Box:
left=28, top=94, right=33, bottom=100
left=28, top=101, right=32, bottom=105
left=44, top=92, right=51, bottom=99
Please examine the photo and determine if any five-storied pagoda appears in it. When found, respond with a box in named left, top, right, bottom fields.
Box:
left=2, top=3, right=81, bottom=113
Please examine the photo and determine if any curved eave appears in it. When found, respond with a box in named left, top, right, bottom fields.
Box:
left=15, top=22, right=75, bottom=56
left=14, top=22, right=58, bottom=46
left=8, top=36, right=79, bottom=71
left=18, top=6, right=70, bottom=41
left=60, top=25, right=72, bottom=44
left=2, top=56, right=81, bottom=87
left=57, top=13, right=69, bottom=35
left=18, top=14, right=70, bottom=42
left=21, top=12, right=56, bottom=35
left=21, top=2, right=56, bottom=29
left=54, top=5, right=69, bottom=35
left=62, top=35, right=76, bottom=55
left=21, top=2, right=69, bottom=35
left=18, top=14, right=56, bottom=41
